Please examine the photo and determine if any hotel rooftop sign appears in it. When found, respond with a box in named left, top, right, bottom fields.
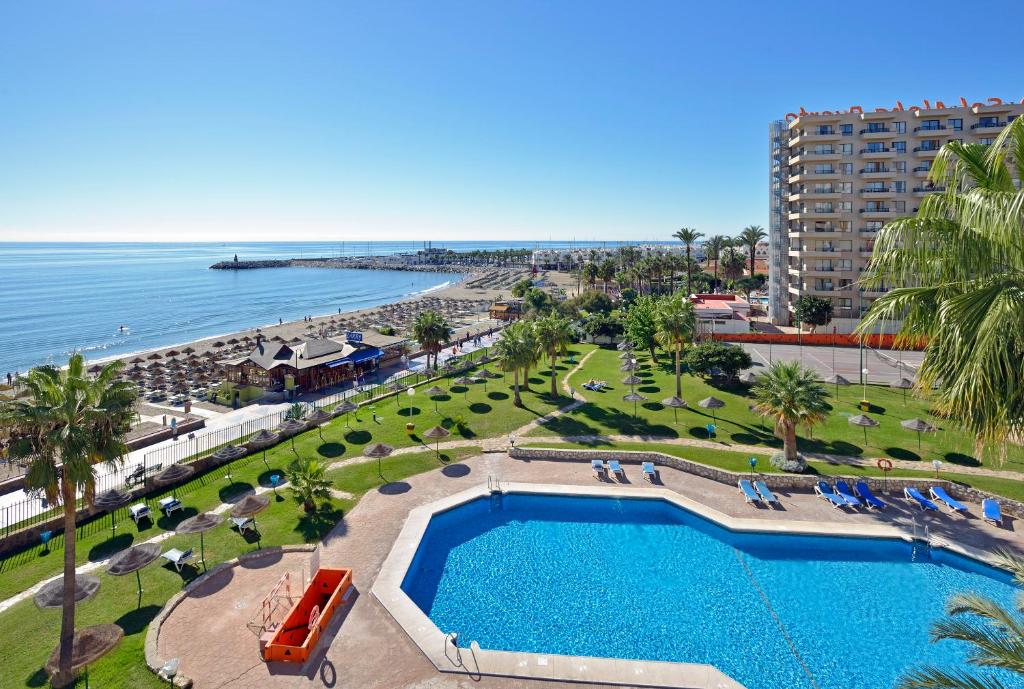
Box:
left=786, top=96, right=1023, bottom=122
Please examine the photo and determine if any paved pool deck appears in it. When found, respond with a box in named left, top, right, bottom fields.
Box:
left=156, top=451, right=1024, bottom=689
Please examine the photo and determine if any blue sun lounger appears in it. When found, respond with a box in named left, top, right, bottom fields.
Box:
left=983, top=498, right=1002, bottom=526
left=738, top=479, right=761, bottom=505
left=834, top=481, right=862, bottom=508
left=853, top=481, right=886, bottom=509
left=641, top=462, right=656, bottom=482
left=904, top=486, right=939, bottom=511
left=815, top=481, right=850, bottom=509
left=929, top=486, right=968, bottom=514
left=607, top=460, right=625, bottom=480
left=754, top=481, right=779, bottom=507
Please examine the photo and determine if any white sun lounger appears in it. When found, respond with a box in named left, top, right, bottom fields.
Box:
left=591, top=459, right=606, bottom=479
left=162, top=547, right=194, bottom=572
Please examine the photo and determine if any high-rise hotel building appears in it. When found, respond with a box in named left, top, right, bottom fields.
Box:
left=768, top=98, right=1023, bottom=332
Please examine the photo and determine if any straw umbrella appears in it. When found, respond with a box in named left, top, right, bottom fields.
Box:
left=698, top=396, right=725, bottom=424
left=106, top=542, right=162, bottom=598
left=94, top=488, right=132, bottom=536
left=35, top=574, right=101, bottom=609
left=45, top=624, right=123, bottom=689
left=824, top=373, right=851, bottom=399
left=147, top=352, right=162, bottom=361
left=425, top=385, right=446, bottom=413
left=617, top=340, right=634, bottom=351
left=247, top=429, right=280, bottom=468
left=662, top=396, right=687, bottom=423
left=182, top=346, right=196, bottom=355
left=453, top=376, right=473, bottom=399
left=618, top=351, right=634, bottom=360
left=129, top=357, right=145, bottom=364
left=623, top=392, right=647, bottom=418
left=900, top=418, right=938, bottom=451
left=622, top=375, right=642, bottom=389
left=422, top=426, right=451, bottom=458
left=891, top=377, right=913, bottom=404
left=848, top=413, right=879, bottom=445
left=153, top=463, right=195, bottom=499
left=363, top=442, right=394, bottom=478
left=306, top=408, right=332, bottom=440
left=175, top=512, right=224, bottom=570
left=230, top=494, right=270, bottom=543
left=620, top=360, right=637, bottom=372
left=388, top=381, right=405, bottom=408
left=334, top=400, right=358, bottom=428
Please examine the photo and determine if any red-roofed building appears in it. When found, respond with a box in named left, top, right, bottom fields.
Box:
left=690, top=294, right=751, bottom=335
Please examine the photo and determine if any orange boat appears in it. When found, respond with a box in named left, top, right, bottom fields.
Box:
left=263, top=567, right=353, bottom=663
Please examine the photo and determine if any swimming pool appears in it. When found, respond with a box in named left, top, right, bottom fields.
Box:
left=400, top=492, right=1016, bottom=689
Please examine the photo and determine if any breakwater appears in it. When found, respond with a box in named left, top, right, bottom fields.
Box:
left=211, top=257, right=486, bottom=274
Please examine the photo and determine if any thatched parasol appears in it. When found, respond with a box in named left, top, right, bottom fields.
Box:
left=307, top=409, right=332, bottom=439
left=425, top=385, right=446, bottom=412
left=107, top=542, right=162, bottom=596
left=622, top=375, right=642, bottom=387
left=617, top=340, right=634, bottom=351
left=662, top=396, right=687, bottom=422
left=34, top=574, right=101, bottom=609
left=94, top=488, right=133, bottom=535
left=211, top=444, right=247, bottom=463
left=226, top=338, right=240, bottom=345
left=147, top=352, right=162, bottom=361
left=165, top=349, right=180, bottom=359
left=152, top=463, right=195, bottom=498
left=824, top=373, right=851, bottom=399
left=363, top=442, right=395, bottom=476
left=212, top=341, right=226, bottom=348
left=45, top=624, right=123, bottom=683
left=620, top=360, right=637, bottom=372
left=231, top=493, right=270, bottom=518
left=900, top=418, right=938, bottom=450
left=333, top=400, right=358, bottom=428
left=182, top=346, right=196, bottom=354
left=738, top=371, right=758, bottom=385
left=277, top=418, right=306, bottom=437
left=247, top=429, right=280, bottom=450
left=87, top=364, right=103, bottom=374
left=129, top=357, right=145, bottom=364
left=618, top=351, right=634, bottom=360
left=453, top=376, right=474, bottom=399
left=623, top=392, right=647, bottom=417
left=849, top=413, right=880, bottom=444
left=890, top=377, right=914, bottom=404
left=176, top=512, right=225, bottom=568
left=422, top=426, right=451, bottom=457
left=698, top=396, right=725, bottom=423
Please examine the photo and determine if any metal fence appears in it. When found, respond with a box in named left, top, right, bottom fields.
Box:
left=0, top=341, right=497, bottom=539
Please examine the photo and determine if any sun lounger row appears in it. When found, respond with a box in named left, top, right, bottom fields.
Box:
left=738, top=479, right=779, bottom=508
left=814, top=480, right=887, bottom=509
left=591, top=459, right=657, bottom=482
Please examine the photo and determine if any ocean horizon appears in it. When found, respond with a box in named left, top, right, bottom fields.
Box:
left=0, top=240, right=655, bottom=373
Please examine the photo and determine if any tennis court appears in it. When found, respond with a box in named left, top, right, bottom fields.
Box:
left=738, top=342, right=925, bottom=384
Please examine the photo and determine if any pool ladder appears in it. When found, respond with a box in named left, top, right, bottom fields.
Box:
left=444, top=631, right=463, bottom=667
left=487, top=475, right=502, bottom=494
left=908, top=518, right=931, bottom=561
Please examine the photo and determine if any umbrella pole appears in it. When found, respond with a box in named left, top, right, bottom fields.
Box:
left=673, top=407, right=677, bottom=423
left=918, top=431, right=922, bottom=451
left=110, top=512, right=116, bottom=538
left=136, top=570, right=143, bottom=597
left=263, top=448, right=269, bottom=470
left=863, top=427, right=868, bottom=445
left=200, top=531, right=206, bottom=571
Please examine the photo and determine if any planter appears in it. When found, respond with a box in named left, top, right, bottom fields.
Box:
left=859, top=400, right=870, bottom=411
left=406, top=422, right=416, bottom=433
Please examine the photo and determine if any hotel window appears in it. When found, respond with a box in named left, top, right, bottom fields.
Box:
left=947, top=118, right=963, bottom=131
left=840, top=143, right=853, bottom=154
left=866, top=123, right=887, bottom=133
left=979, top=116, right=999, bottom=127
left=894, top=201, right=906, bottom=212
left=839, top=182, right=852, bottom=193
left=920, top=119, right=941, bottom=131
left=814, top=144, right=835, bottom=154
left=838, top=279, right=853, bottom=289
left=865, top=221, right=883, bottom=231
left=840, top=163, right=853, bottom=174
left=864, top=182, right=885, bottom=192
left=841, top=123, right=853, bottom=135
left=838, top=259, right=853, bottom=270
left=839, top=201, right=852, bottom=212
left=815, top=164, right=834, bottom=173
left=813, top=183, right=832, bottom=193
left=894, top=121, right=906, bottom=134
left=817, top=125, right=835, bottom=135
left=838, top=298, right=853, bottom=309
left=865, top=142, right=886, bottom=152
left=893, top=141, right=906, bottom=153
left=838, top=221, right=851, bottom=231
left=893, top=181, right=906, bottom=193
left=814, top=203, right=835, bottom=212
left=895, top=161, right=906, bottom=173
left=838, top=240, right=852, bottom=251
left=980, top=137, right=995, bottom=145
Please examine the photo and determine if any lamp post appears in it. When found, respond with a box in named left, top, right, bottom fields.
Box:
left=162, top=658, right=179, bottom=687
left=861, top=367, right=870, bottom=410
left=748, top=457, right=757, bottom=480
left=932, top=459, right=942, bottom=479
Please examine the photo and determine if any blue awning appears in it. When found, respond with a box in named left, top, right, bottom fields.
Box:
left=345, top=346, right=383, bottom=365
left=325, top=359, right=350, bottom=369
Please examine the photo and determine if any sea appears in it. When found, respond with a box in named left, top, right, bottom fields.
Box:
left=0, top=240, right=650, bottom=373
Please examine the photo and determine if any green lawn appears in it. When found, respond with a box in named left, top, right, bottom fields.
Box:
left=529, top=345, right=1024, bottom=472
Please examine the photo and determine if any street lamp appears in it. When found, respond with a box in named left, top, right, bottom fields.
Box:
left=861, top=367, right=870, bottom=409
left=162, top=659, right=179, bottom=687
left=932, top=459, right=942, bottom=479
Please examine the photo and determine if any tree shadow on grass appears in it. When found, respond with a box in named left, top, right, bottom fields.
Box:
left=257, top=469, right=288, bottom=488
left=344, top=430, right=372, bottom=445
left=87, top=533, right=134, bottom=562
left=641, top=402, right=664, bottom=412
left=945, top=451, right=981, bottom=468
left=638, top=385, right=661, bottom=394
left=887, top=447, right=921, bottom=462
left=538, top=414, right=601, bottom=437
left=317, top=442, right=346, bottom=458
left=294, top=504, right=345, bottom=543
left=574, top=403, right=677, bottom=438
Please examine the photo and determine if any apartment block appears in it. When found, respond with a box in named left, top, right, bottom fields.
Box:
left=768, top=99, right=1023, bottom=332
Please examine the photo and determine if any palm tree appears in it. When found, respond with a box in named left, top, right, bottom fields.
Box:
left=581, top=262, right=598, bottom=291
left=704, top=235, right=729, bottom=290
left=534, top=314, right=573, bottom=398
left=598, top=259, right=617, bottom=294
left=899, top=550, right=1024, bottom=689
left=720, top=246, right=746, bottom=282
left=655, top=293, right=696, bottom=398
left=858, top=118, right=1024, bottom=452
left=412, top=310, right=451, bottom=370
left=287, top=457, right=332, bottom=512
left=494, top=321, right=533, bottom=407
left=519, top=319, right=540, bottom=390
left=737, top=224, right=766, bottom=277
left=673, top=227, right=704, bottom=297
left=2, top=354, right=135, bottom=687
left=751, top=361, right=830, bottom=465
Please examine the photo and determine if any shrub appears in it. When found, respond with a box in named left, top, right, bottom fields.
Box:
left=770, top=451, right=807, bottom=473
left=684, top=341, right=753, bottom=379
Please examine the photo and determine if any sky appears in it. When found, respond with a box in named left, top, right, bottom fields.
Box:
left=1, top=1, right=1021, bottom=244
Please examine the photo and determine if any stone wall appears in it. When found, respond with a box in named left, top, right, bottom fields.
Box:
left=509, top=446, right=1024, bottom=518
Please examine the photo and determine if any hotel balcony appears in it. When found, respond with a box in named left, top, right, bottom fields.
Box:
left=859, top=167, right=894, bottom=179
left=913, top=125, right=947, bottom=135
left=912, top=186, right=945, bottom=196
left=789, top=228, right=848, bottom=238
left=789, top=151, right=841, bottom=165
left=859, top=187, right=894, bottom=197
left=971, top=121, right=1006, bottom=130
left=859, top=228, right=881, bottom=237
left=790, top=246, right=842, bottom=257
left=789, top=130, right=842, bottom=146
left=914, top=145, right=941, bottom=157
left=859, top=148, right=896, bottom=158
left=859, top=207, right=894, bottom=219
left=788, top=208, right=841, bottom=220
left=913, top=166, right=932, bottom=177
left=789, top=170, right=841, bottom=183
left=859, top=127, right=896, bottom=139
left=790, top=191, right=843, bottom=202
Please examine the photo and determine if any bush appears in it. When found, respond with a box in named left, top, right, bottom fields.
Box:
left=794, top=295, right=833, bottom=333
left=684, top=341, right=753, bottom=379
left=574, top=290, right=615, bottom=315
left=770, top=451, right=808, bottom=473
left=581, top=313, right=624, bottom=338
left=377, top=325, right=396, bottom=336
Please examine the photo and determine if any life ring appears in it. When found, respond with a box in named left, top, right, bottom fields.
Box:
left=308, top=605, right=321, bottom=630
left=877, top=458, right=893, bottom=472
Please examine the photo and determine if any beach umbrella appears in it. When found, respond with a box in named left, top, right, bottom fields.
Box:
left=824, top=373, right=851, bottom=399
left=289, top=336, right=302, bottom=344
left=662, top=396, right=687, bottom=423
left=617, top=340, right=634, bottom=351
left=147, top=352, right=162, bottom=361
left=175, top=512, right=224, bottom=570
left=891, top=377, right=913, bottom=404
left=271, top=335, right=284, bottom=343
left=165, top=349, right=180, bottom=359
left=226, top=338, right=240, bottom=345
left=388, top=381, right=405, bottom=407
left=153, top=463, right=195, bottom=498
left=698, top=396, right=725, bottom=424
left=87, top=364, right=103, bottom=374
left=277, top=418, right=306, bottom=437
left=848, top=413, right=879, bottom=445
left=901, top=418, right=938, bottom=451
left=94, top=488, right=132, bottom=536
left=307, top=409, right=332, bottom=439
left=453, top=376, right=473, bottom=399
left=107, top=542, right=161, bottom=598
left=425, top=385, right=446, bottom=412
left=34, top=574, right=101, bottom=609
left=422, top=425, right=451, bottom=458
left=623, top=392, right=647, bottom=418
left=363, top=442, right=395, bottom=477
left=334, top=400, right=358, bottom=428
left=182, top=346, right=196, bottom=354
left=129, top=357, right=145, bottom=364
left=212, top=341, right=226, bottom=349
left=618, top=351, right=634, bottom=360
left=212, top=444, right=247, bottom=463
left=247, top=429, right=280, bottom=467
left=45, top=624, right=123, bottom=688
left=738, top=371, right=758, bottom=385
left=230, top=494, right=270, bottom=544
left=622, top=375, right=642, bottom=388
left=620, top=360, right=637, bottom=372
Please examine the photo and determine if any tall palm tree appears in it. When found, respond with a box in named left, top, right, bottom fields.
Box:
left=858, top=118, right=1024, bottom=452
left=519, top=318, right=540, bottom=390
left=581, top=262, right=598, bottom=291
left=751, top=361, right=830, bottom=465
left=705, top=235, right=729, bottom=290
left=2, top=354, right=136, bottom=687
left=737, top=224, right=767, bottom=277
left=534, top=314, right=574, bottom=398
left=673, top=227, right=704, bottom=297
left=720, top=246, right=746, bottom=282
left=899, top=550, right=1024, bottom=689
left=412, top=310, right=451, bottom=370
left=655, top=293, right=696, bottom=398
left=494, top=321, right=533, bottom=407
left=598, top=259, right=617, bottom=294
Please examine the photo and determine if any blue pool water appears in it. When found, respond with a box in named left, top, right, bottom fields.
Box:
left=401, top=494, right=1018, bottom=689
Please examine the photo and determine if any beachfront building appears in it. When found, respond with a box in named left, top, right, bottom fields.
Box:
left=221, top=335, right=384, bottom=401
left=768, top=97, right=1023, bottom=332
left=530, top=244, right=691, bottom=270
left=691, top=294, right=751, bottom=336
left=488, top=299, right=523, bottom=321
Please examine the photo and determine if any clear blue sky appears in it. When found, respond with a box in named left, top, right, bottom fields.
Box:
left=1, top=1, right=1020, bottom=243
